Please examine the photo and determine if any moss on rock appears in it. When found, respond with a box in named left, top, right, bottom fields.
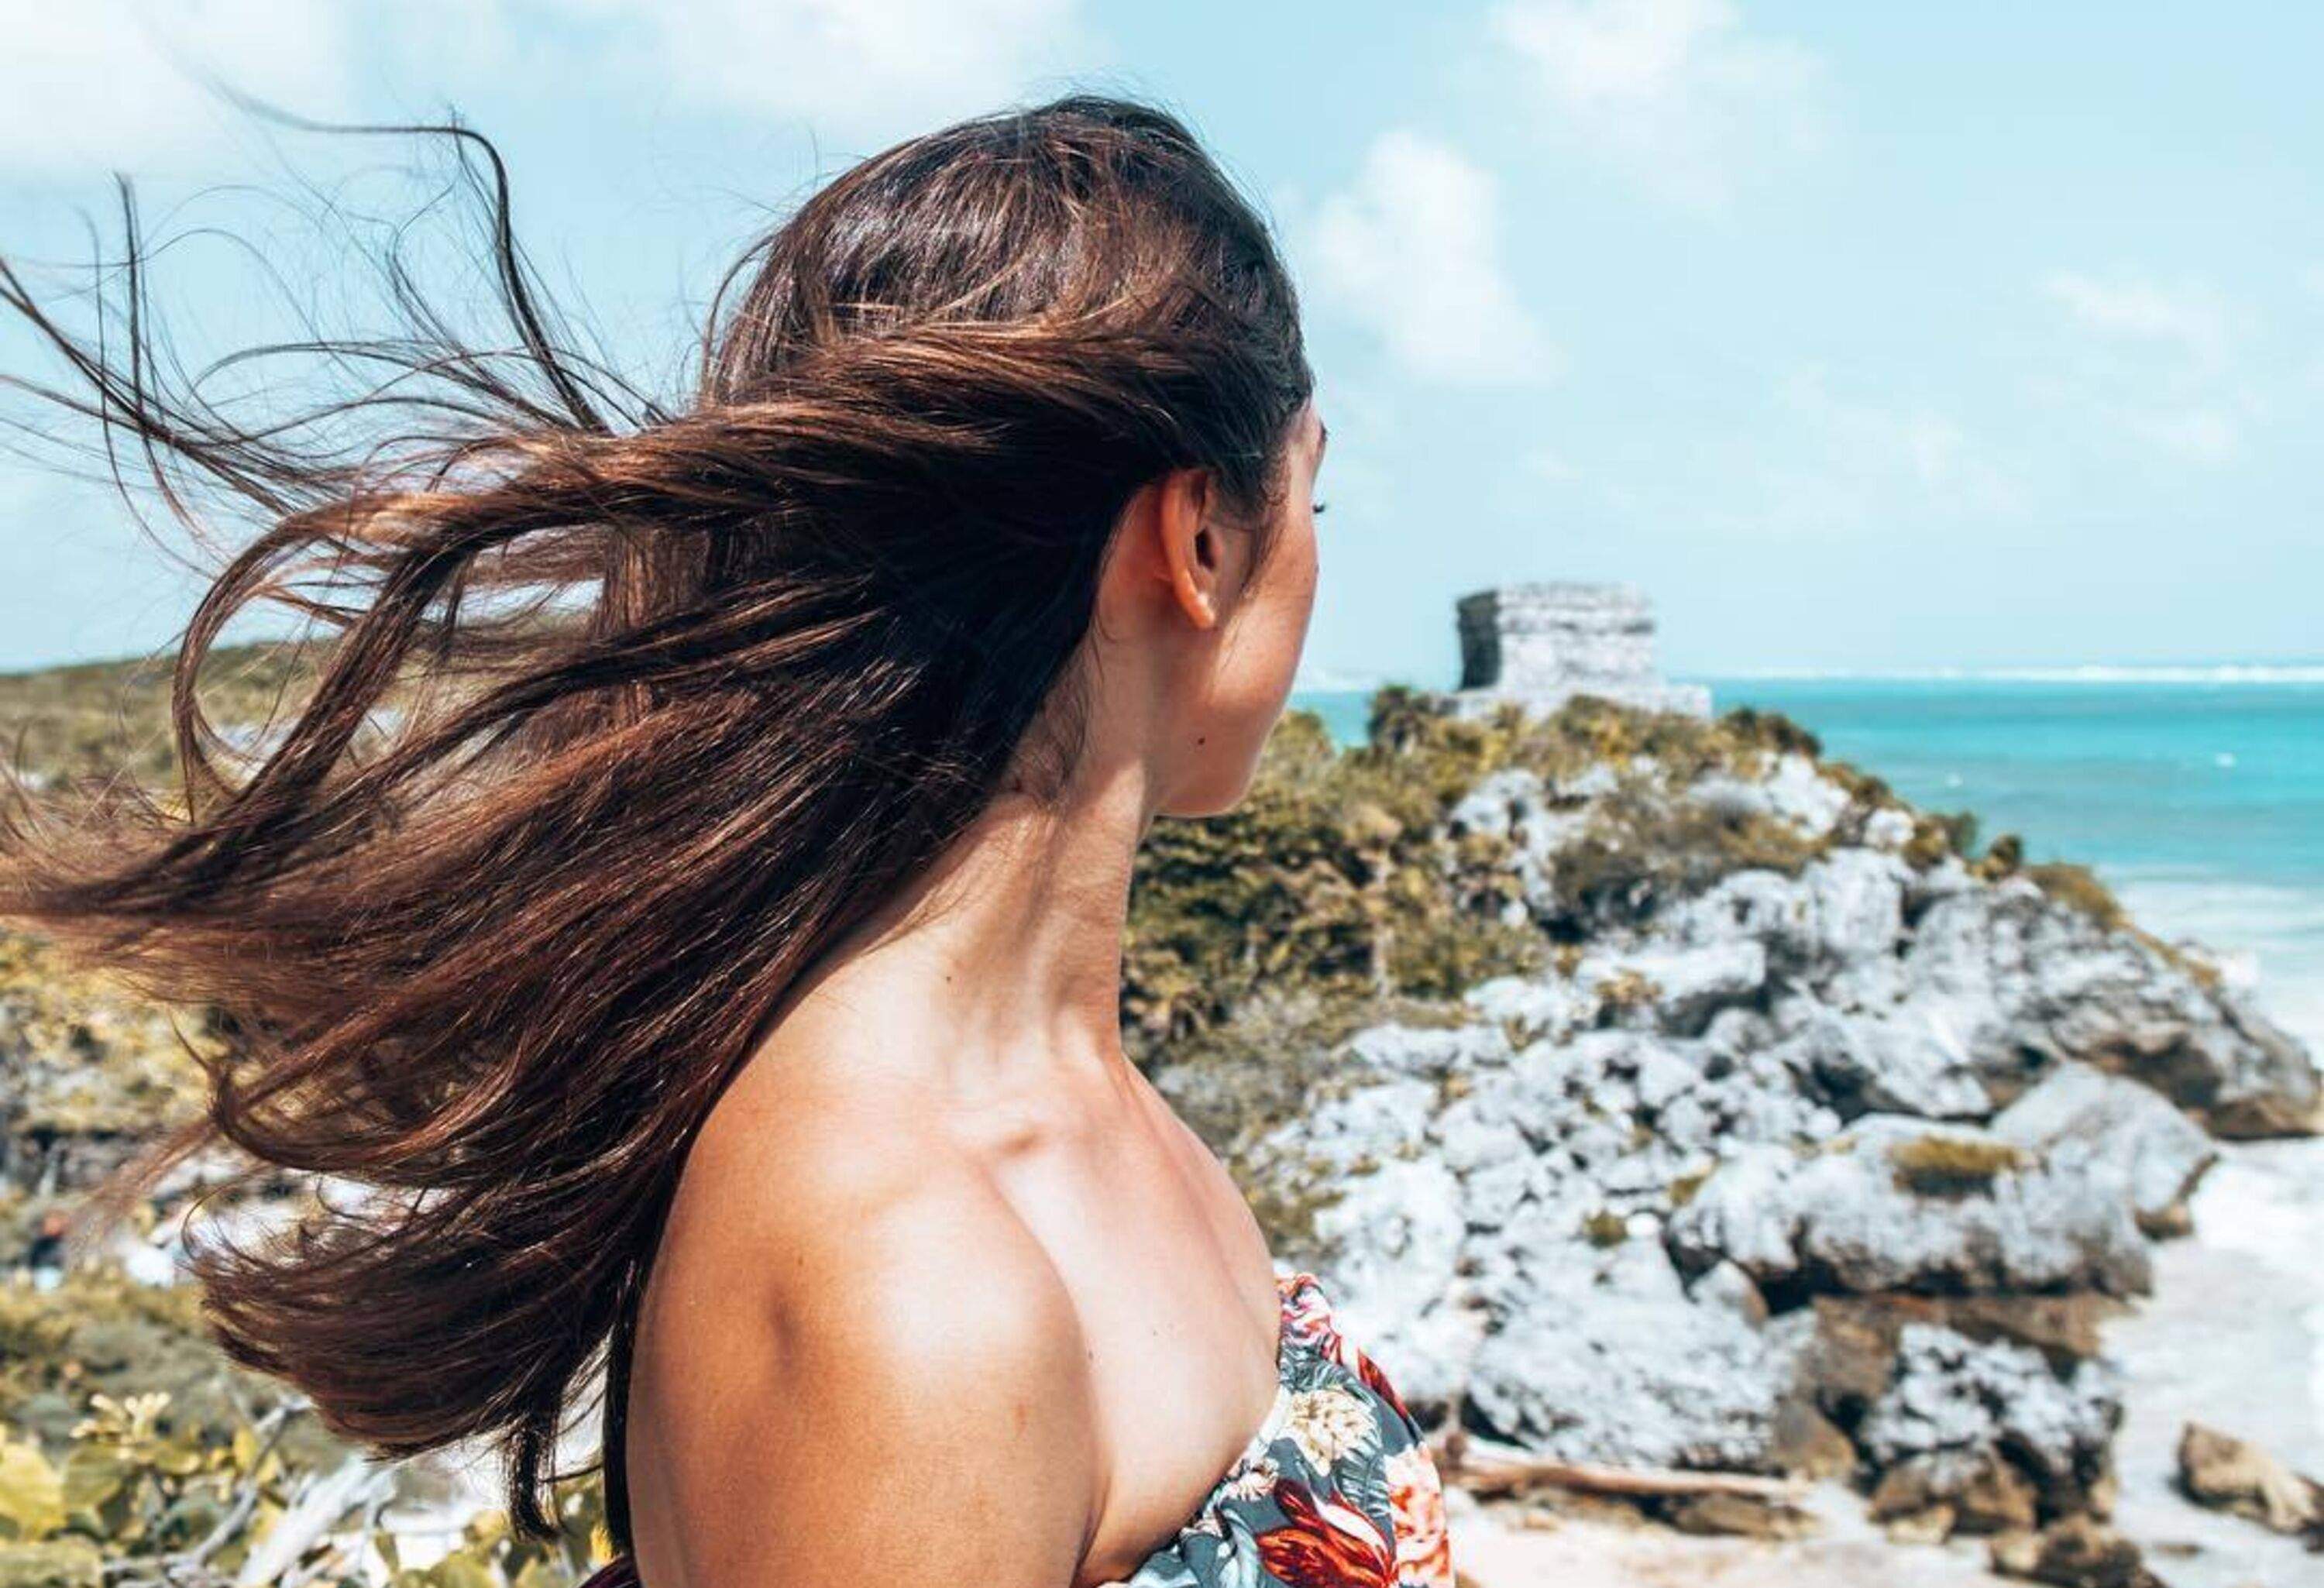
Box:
left=1886, top=1135, right=2031, bottom=1197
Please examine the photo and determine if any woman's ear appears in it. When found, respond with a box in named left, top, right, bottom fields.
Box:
left=1152, top=467, right=1222, bottom=631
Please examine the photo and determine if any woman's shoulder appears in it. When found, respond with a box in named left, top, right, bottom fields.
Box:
left=654, top=1048, right=1083, bottom=1351
left=628, top=1067, right=1106, bottom=1583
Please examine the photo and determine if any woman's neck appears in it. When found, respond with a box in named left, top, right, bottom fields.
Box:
left=777, top=754, right=1155, bottom=1098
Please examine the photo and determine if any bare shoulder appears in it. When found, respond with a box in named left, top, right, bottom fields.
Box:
left=629, top=1068, right=1104, bottom=1588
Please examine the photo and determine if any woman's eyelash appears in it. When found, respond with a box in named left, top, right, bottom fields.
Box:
left=1312, top=499, right=1329, bottom=517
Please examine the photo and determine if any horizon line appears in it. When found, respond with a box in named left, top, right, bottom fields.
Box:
left=1294, top=661, right=2324, bottom=692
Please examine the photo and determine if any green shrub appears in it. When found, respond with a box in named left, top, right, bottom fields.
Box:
left=2022, top=863, right=2126, bottom=931
left=1886, top=1134, right=2029, bottom=1196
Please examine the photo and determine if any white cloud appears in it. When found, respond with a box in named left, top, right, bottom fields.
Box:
left=527, top=0, right=1089, bottom=145
left=0, top=0, right=355, bottom=180
left=2128, top=406, right=2243, bottom=465
left=1521, top=446, right=1580, bottom=483
left=1489, top=0, right=1824, bottom=208
left=1301, top=129, right=1558, bottom=387
left=0, top=0, right=1089, bottom=180
left=2041, top=271, right=2233, bottom=369
left=1733, top=367, right=2023, bottom=538
left=2038, top=270, right=2256, bottom=464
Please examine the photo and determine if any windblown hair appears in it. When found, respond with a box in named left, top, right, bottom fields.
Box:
left=0, top=91, right=1312, bottom=1542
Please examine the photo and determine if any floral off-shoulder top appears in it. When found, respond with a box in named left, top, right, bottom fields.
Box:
left=1114, top=1267, right=1455, bottom=1588
left=579, top=1268, right=1455, bottom=1588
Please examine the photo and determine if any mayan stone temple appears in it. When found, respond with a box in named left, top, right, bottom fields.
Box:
left=1450, top=582, right=1712, bottom=720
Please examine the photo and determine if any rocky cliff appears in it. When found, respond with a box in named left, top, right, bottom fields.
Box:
left=1140, top=686, right=2319, bottom=1567
left=0, top=665, right=2315, bottom=1583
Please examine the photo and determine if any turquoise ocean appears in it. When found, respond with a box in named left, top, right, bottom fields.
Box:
left=1291, top=672, right=2324, bottom=1050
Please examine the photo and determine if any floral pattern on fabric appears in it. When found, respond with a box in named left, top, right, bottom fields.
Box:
left=1119, top=1269, right=1455, bottom=1588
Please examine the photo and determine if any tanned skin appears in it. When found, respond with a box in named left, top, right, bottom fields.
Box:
left=624, top=400, right=1330, bottom=1588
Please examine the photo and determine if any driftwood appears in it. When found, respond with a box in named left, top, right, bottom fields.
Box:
left=1428, top=1428, right=1808, bottom=1503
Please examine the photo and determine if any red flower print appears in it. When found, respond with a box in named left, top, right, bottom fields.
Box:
left=1253, top=1477, right=1396, bottom=1588
left=1345, top=1341, right=1415, bottom=1425
left=1385, top=1443, right=1454, bottom=1587
left=1284, top=1272, right=1416, bottom=1427
left=1279, top=1272, right=1339, bottom=1353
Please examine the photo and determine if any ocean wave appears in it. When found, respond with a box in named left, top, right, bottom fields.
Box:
left=2112, top=871, right=2324, bottom=1050
left=2113, top=871, right=2324, bottom=940
left=1708, top=664, right=2324, bottom=685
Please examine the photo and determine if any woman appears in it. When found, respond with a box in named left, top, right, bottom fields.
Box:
left=0, top=93, right=1455, bottom=1586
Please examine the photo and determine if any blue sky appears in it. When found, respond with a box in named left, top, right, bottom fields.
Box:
left=1, top=1, right=2317, bottom=683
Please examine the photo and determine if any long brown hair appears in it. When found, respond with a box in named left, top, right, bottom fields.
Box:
left=0, top=91, right=1312, bottom=1542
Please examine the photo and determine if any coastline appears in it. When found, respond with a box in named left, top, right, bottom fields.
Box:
left=1294, top=674, right=2324, bottom=1053
left=1292, top=674, right=2324, bottom=1588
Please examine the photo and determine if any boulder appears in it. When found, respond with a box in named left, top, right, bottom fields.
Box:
left=1284, top=1075, right=1439, bottom=1177
left=1463, top=1235, right=1792, bottom=1471
left=1989, top=1516, right=2165, bottom=1588
left=1305, top=1156, right=1476, bottom=1413
left=1870, top=1446, right=2039, bottom=1535
left=1572, top=940, right=1769, bottom=1035
left=2174, top=1421, right=2324, bottom=1540
left=1686, top=752, right=1855, bottom=839
left=1858, top=1324, right=2121, bottom=1522
left=1993, top=1063, right=2217, bottom=1237
left=1783, top=1000, right=1995, bottom=1121
left=1667, top=1116, right=2152, bottom=1299
left=1906, top=883, right=2320, bottom=1136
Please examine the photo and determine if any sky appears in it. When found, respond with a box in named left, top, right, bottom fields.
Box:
left=0, top=0, right=2318, bottom=685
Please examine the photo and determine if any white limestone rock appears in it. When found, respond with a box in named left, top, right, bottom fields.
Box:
left=1906, top=880, right=2322, bottom=1135
left=1342, top=1020, right=1517, bottom=1081
left=1308, top=1155, right=1478, bottom=1411
left=1665, top=1115, right=2152, bottom=1298
left=1776, top=999, right=1996, bottom=1121
left=1278, top=1076, right=1439, bottom=1177
left=1687, top=752, right=1855, bottom=840
left=1858, top=1323, right=2121, bottom=1506
left=1463, top=972, right=1601, bottom=1044
left=1863, top=806, right=1917, bottom=852
left=1992, top=1060, right=2219, bottom=1236
left=1573, top=940, right=1770, bottom=1034
left=1463, top=1236, right=1793, bottom=1469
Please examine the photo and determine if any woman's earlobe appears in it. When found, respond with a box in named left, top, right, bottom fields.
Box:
left=1171, top=562, right=1218, bottom=629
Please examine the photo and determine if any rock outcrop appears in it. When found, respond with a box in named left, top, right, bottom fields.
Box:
left=1150, top=686, right=2320, bottom=1552
left=4, top=641, right=2316, bottom=1579
left=2175, top=1421, right=2324, bottom=1542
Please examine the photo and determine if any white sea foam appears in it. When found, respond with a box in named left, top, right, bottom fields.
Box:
left=2098, top=867, right=2324, bottom=1585
left=1706, top=663, right=2324, bottom=685
left=2112, top=869, right=2324, bottom=1050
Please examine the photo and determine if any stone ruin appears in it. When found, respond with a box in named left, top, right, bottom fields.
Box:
left=1451, top=582, right=1711, bottom=720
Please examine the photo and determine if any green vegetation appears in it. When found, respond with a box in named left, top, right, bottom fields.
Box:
left=0, top=641, right=2182, bottom=1572
left=1124, top=689, right=1925, bottom=1054
left=1886, top=1134, right=2030, bottom=1197
left=1581, top=1209, right=1631, bottom=1247
left=1542, top=781, right=1825, bottom=933
left=0, top=642, right=331, bottom=793
left=1123, top=705, right=1546, bottom=1053
left=0, top=1269, right=613, bottom=1585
